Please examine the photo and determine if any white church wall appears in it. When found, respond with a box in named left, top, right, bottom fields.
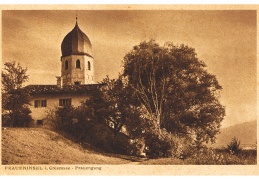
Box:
left=61, top=54, right=94, bottom=85
left=84, top=55, right=94, bottom=84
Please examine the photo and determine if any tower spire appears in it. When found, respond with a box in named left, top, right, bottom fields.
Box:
left=76, top=14, right=78, bottom=25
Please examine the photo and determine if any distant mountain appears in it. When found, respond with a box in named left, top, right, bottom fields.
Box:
left=211, top=120, right=257, bottom=148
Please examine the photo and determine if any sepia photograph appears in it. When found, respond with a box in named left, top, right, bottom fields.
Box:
left=0, top=5, right=258, bottom=175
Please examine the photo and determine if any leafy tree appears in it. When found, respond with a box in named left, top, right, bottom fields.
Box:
left=123, top=40, right=225, bottom=146
left=2, top=61, right=29, bottom=92
left=2, top=61, right=32, bottom=127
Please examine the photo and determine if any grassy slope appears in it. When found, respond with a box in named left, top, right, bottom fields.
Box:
left=2, top=127, right=256, bottom=165
left=2, top=128, right=131, bottom=165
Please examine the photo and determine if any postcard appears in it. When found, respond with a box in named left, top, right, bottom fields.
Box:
left=0, top=4, right=258, bottom=175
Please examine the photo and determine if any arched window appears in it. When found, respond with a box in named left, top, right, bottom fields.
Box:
left=65, top=60, right=68, bottom=70
left=76, top=59, right=81, bottom=69
left=88, top=61, right=91, bottom=70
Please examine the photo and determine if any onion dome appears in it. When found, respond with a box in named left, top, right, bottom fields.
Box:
left=61, top=20, right=92, bottom=57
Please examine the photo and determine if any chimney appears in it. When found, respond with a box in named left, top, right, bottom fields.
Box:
left=56, top=76, right=62, bottom=88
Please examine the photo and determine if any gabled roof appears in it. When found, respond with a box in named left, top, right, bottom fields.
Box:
left=24, top=84, right=102, bottom=94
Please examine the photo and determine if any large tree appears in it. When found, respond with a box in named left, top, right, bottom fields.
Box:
left=2, top=61, right=31, bottom=127
left=123, top=40, right=225, bottom=145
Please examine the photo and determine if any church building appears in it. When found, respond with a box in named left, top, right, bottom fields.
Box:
left=26, top=19, right=100, bottom=126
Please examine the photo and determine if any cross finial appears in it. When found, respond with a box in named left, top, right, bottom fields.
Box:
left=76, top=14, right=78, bottom=25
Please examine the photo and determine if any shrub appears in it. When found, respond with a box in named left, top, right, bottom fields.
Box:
left=13, top=107, right=32, bottom=127
left=175, top=137, right=200, bottom=159
left=2, top=114, right=12, bottom=127
left=2, top=107, right=32, bottom=127
left=192, top=147, right=228, bottom=164
left=187, top=147, right=245, bottom=165
left=82, top=120, right=114, bottom=152
left=145, top=129, right=181, bottom=158
left=48, top=105, right=132, bottom=154
left=44, top=107, right=59, bottom=130
left=55, top=105, right=75, bottom=132
left=227, top=137, right=241, bottom=155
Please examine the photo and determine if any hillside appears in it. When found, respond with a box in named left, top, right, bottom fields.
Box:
left=2, top=128, right=131, bottom=165
left=212, top=120, right=257, bottom=148
left=2, top=125, right=256, bottom=165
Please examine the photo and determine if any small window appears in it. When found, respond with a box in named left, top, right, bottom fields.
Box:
left=74, top=81, right=81, bottom=85
left=59, top=98, right=71, bottom=106
left=37, top=120, right=43, bottom=126
left=88, top=61, right=91, bottom=70
left=41, top=100, right=47, bottom=107
left=34, top=100, right=47, bottom=108
left=76, top=59, right=81, bottom=69
left=65, top=60, right=68, bottom=70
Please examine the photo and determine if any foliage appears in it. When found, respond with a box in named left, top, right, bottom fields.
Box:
left=1, top=61, right=32, bottom=127
left=54, top=105, right=90, bottom=138
left=144, top=129, right=177, bottom=158
left=123, top=40, right=225, bottom=146
left=2, top=114, right=12, bottom=127
left=187, top=147, right=226, bottom=164
left=140, top=148, right=257, bottom=165
left=83, top=76, right=141, bottom=149
left=2, top=61, right=29, bottom=92
left=143, top=126, right=198, bottom=159
left=80, top=120, right=132, bottom=154
left=50, top=105, right=133, bottom=154
left=227, top=137, right=241, bottom=155
left=44, top=107, right=59, bottom=130
left=185, top=147, right=256, bottom=165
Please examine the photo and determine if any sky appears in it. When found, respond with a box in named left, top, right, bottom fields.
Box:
left=2, top=10, right=256, bottom=128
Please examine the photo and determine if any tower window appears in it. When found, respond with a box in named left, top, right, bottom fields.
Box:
left=88, top=61, right=91, bottom=70
left=76, top=59, right=81, bottom=69
left=65, top=60, right=68, bottom=70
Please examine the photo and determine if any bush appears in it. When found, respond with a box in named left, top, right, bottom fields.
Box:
left=187, top=147, right=245, bottom=165
left=227, top=137, right=241, bottom=155
left=113, top=133, right=133, bottom=155
left=55, top=105, right=75, bottom=132
left=48, top=105, right=132, bottom=154
left=82, top=120, right=114, bottom=152
left=188, top=147, right=223, bottom=164
left=145, top=129, right=181, bottom=158
left=2, top=107, right=32, bottom=127
left=44, top=107, right=59, bottom=130
left=188, top=147, right=257, bottom=165
left=2, top=114, right=12, bottom=127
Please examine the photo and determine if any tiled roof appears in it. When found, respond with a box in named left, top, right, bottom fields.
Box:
left=24, top=84, right=102, bottom=94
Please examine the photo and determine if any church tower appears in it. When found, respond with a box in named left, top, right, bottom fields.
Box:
left=60, top=18, right=94, bottom=86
